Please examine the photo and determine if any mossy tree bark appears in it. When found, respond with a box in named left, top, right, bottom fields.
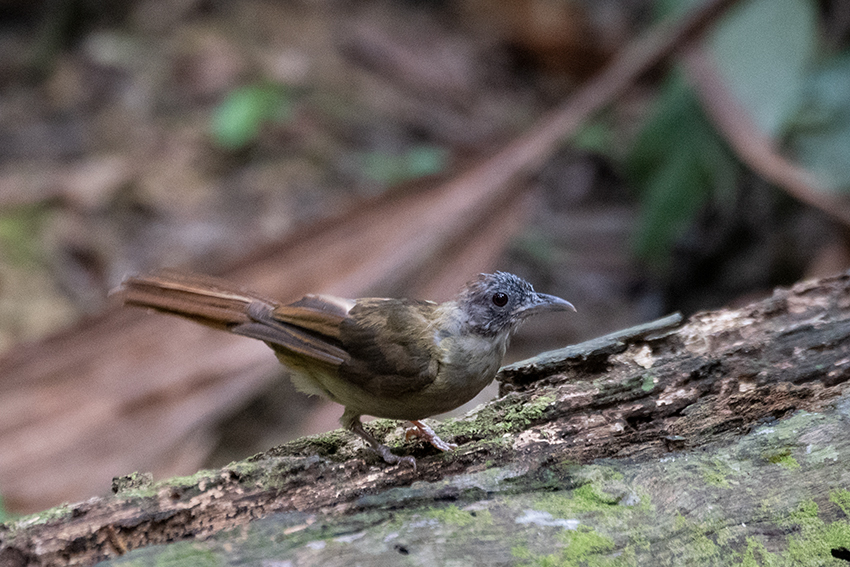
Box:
left=2, top=272, right=850, bottom=566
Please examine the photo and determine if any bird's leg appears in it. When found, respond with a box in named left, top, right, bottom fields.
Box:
left=405, top=420, right=458, bottom=452
left=343, top=410, right=417, bottom=470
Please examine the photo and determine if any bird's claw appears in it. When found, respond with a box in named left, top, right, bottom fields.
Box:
left=371, top=444, right=417, bottom=472
left=405, top=420, right=457, bottom=452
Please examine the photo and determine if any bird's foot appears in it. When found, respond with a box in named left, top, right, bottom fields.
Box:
left=348, top=416, right=417, bottom=470
left=371, top=444, right=417, bottom=472
left=405, top=420, right=457, bottom=452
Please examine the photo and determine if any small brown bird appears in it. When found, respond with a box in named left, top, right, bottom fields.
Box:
left=116, top=270, right=575, bottom=467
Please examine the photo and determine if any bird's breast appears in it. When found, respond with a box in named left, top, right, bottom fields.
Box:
left=433, top=329, right=510, bottom=398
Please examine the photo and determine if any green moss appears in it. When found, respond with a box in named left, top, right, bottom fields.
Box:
left=785, top=499, right=820, bottom=524
left=733, top=498, right=850, bottom=566
left=441, top=392, right=557, bottom=441
left=529, top=479, right=641, bottom=530
left=108, top=460, right=315, bottom=505
left=7, top=502, right=75, bottom=530
left=513, top=545, right=564, bottom=567
left=777, top=455, right=800, bottom=470
left=261, top=428, right=354, bottom=459
left=829, top=488, right=850, bottom=517
left=687, top=527, right=725, bottom=562
left=629, top=531, right=651, bottom=553
left=573, top=483, right=621, bottom=508
left=151, top=470, right=222, bottom=500
left=763, top=448, right=800, bottom=470
left=535, top=489, right=611, bottom=519
left=106, top=471, right=160, bottom=501
left=264, top=390, right=557, bottom=460
left=523, top=466, right=651, bottom=537
left=560, top=526, right=616, bottom=561
left=781, top=499, right=850, bottom=567
left=513, top=526, right=622, bottom=567
left=512, top=545, right=534, bottom=561
left=700, top=458, right=734, bottom=488
left=425, top=504, right=492, bottom=527
left=224, top=454, right=322, bottom=491
left=496, top=392, right=557, bottom=427
left=670, top=513, right=735, bottom=564
left=110, top=541, right=222, bottom=567
left=111, top=471, right=154, bottom=494
left=502, top=467, right=654, bottom=566
left=763, top=411, right=824, bottom=442
left=738, top=537, right=779, bottom=567
left=640, top=373, right=656, bottom=392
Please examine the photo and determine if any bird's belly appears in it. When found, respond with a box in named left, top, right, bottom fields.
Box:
left=372, top=335, right=506, bottom=419
left=290, top=363, right=499, bottom=422
left=280, top=332, right=506, bottom=421
left=341, top=380, right=491, bottom=421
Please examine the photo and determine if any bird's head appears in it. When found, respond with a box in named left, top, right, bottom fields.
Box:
left=455, top=272, right=575, bottom=337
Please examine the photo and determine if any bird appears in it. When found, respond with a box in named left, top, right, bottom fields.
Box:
left=115, top=270, right=575, bottom=468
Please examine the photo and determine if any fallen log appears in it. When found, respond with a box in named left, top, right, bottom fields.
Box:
left=2, top=271, right=849, bottom=566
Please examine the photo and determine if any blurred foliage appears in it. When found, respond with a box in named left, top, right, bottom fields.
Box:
left=358, top=145, right=448, bottom=185
left=0, top=205, right=50, bottom=266
left=0, top=494, right=7, bottom=523
left=625, top=72, right=738, bottom=265
left=708, top=0, right=817, bottom=139
left=624, top=0, right=832, bottom=266
left=210, top=83, right=293, bottom=150
left=571, top=118, right=616, bottom=155
left=788, top=52, right=850, bottom=193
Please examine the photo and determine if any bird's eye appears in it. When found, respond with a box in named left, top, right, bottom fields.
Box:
left=492, top=292, right=508, bottom=307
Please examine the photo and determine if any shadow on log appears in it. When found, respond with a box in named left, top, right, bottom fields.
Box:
left=2, top=272, right=850, bottom=566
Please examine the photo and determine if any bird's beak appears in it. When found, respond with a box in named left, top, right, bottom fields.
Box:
left=518, top=293, right=576, bottom=317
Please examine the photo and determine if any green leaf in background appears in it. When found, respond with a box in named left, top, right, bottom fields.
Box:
left=624, top=0, right=820, bottom=266
left=0, top=205, right=50, bottom=266
left=359, top=145, right=448, bottom=185
left=626, top=72, right=737, bottom=265
left=571, top=118, right=615, bottom=156
left=788, top=51, right=850, bottom=193
left=708, top=0, right=818, bottom=139
left=210, top=83, right=292, bottom=150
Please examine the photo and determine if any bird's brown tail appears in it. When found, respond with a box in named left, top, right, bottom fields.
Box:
left=114, top=269, right=277, bottom=331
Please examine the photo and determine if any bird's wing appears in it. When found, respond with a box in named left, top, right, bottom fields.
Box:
left=231, top=294, right=354, bottom=367
left=335, top=298, right=441, bottom=398
left=272, top=294, right=355, bottom=339
left=121, top=272, right=441, bottom=397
